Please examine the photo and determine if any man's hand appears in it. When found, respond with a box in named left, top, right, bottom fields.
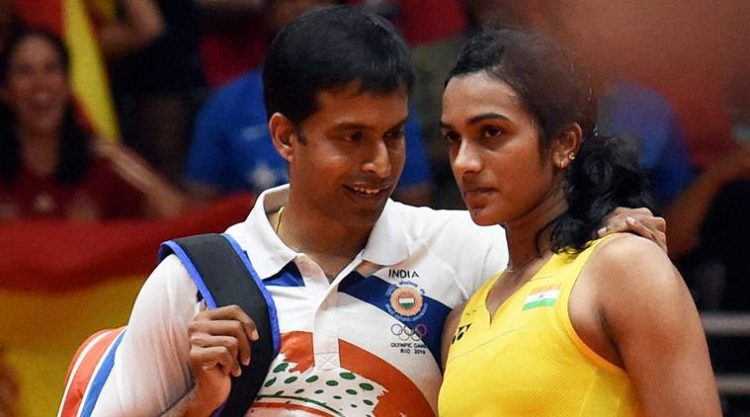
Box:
left=598, top=207, right=667, bottom=253
left=186, top=305, right=259, bottom=413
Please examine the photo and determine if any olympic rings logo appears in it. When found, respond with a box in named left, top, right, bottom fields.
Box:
left=390, top=323, right=428, bottom=341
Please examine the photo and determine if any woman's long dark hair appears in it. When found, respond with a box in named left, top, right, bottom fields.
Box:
left=447, top=28, right=654, bottom=253
left=0, top=28, right=93, bottom=184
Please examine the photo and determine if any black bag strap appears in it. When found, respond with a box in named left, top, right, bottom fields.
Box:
left=158, top=233, right=279, bottom=417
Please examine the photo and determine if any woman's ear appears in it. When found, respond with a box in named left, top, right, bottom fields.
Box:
left=268, top=113, right=298, bottom=163
left=551, top=122, right=583, bottom=169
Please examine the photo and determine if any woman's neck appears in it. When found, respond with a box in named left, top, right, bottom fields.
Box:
left=503, top=185, right=567, bottom=274
left=19, top=129, right=60, bottom=177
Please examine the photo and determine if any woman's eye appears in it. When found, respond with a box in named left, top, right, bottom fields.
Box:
left=482, top=126, right=504, bottom=139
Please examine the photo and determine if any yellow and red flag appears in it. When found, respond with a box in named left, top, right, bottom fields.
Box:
left=0, top=195, right=255, bottom=417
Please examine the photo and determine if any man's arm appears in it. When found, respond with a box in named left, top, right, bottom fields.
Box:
left=161, top=306, right=258, bottom=417
left=92, top=256, right=262, bottom=416
left=91, top=256, right=196, bottom=416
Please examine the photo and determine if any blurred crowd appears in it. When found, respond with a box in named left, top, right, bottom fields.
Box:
left=0, top=0, right=748, bottom=415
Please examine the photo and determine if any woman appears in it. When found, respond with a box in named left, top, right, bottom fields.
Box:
left=0, top=28, right=185, bottom=221
left=438, top=28, right=720, bottom=416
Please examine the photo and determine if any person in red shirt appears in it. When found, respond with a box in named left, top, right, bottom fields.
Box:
left=0, top=29, right=186, bottom=221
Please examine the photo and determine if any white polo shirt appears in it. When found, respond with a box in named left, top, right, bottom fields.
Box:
left=93, top=185, right=507, bottom=417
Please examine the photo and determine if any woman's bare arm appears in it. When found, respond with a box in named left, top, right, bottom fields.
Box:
left=590, top=235, right=721, bottom=417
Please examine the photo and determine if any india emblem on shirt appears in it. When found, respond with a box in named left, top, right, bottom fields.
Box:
left=386, top=281, right=427, bottom=321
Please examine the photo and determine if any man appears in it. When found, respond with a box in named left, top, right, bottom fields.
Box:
left=91, top=6, right=665, bottom=416
left=184, top=0, right=433, bottom=206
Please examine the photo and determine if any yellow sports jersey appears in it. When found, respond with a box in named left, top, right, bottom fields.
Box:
left=439, top=237, right=644, bottom=417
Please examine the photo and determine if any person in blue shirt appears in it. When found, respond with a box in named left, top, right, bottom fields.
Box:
left=185, top=68, right=433, bottom=205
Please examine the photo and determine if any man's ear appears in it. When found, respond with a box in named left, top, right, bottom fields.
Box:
left=269, top=113, right=298, bottom=163
left=551, top=122, right=583, bottom=169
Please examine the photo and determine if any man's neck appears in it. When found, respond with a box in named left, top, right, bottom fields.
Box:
left=273, top=200, right=374, bottom=280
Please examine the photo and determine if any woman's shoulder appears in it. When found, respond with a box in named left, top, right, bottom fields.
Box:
left=584, top=233, right=684, bottom=305
left=589, top=232, right=669, bottom=269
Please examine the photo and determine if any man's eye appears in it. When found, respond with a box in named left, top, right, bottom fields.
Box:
left=443, top=131, right=460, bottom=144
left=345, top=131, right=364, bottom=142
left=385, top=129, right=405, bottom=140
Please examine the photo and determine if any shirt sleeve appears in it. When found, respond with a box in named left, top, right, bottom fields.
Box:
left=91, top=255, right=199, bottom=416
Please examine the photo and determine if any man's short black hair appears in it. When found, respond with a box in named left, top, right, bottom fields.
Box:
left=263, top=5, right=414, bottom=125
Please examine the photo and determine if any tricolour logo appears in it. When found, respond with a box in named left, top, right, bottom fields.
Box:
left=390, top=286, right=423, bottom=317
left=522, top=285, right=561, bottom=311
left=386, top=281, right=427, bottom=321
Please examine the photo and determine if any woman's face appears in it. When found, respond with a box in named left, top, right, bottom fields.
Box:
left=5, top=35, right=69, bottom=138
left=441, top=72, right=557, bottom=226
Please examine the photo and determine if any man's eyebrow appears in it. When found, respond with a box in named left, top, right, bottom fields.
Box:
left=387, top=118, right=409, bottom=131
left=331, top=118, right=408, bottom=131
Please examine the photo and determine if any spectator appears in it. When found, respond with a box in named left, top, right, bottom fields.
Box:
left=0, top=29, right=186, bottom=221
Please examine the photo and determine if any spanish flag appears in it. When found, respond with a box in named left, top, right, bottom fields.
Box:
left=13, top=0, right=120, bottom=141
left=0, top=195, right=255, bottom=417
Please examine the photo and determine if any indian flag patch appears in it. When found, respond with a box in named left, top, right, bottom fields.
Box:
left=522, top=285, right=561, bottom=311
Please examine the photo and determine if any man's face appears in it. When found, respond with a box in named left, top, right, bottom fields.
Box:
left=287, top=82, right=408, bottom=228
